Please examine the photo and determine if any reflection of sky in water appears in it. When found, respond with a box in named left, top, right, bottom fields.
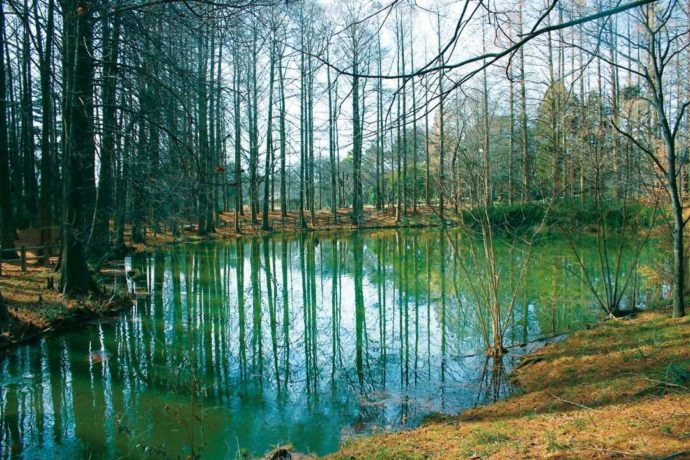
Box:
left=0, top=229, right=658, bottom=458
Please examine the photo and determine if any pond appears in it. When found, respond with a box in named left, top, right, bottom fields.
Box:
left=0, top=228, right=662, bottom=459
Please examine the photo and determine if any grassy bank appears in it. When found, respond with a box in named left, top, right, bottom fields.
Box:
left=0, top=260, right=132, bottom=351
left=328, top=308, right=690, bottom=459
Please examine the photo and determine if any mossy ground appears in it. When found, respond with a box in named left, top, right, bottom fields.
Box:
left=328, top=309, right=690, bottom=459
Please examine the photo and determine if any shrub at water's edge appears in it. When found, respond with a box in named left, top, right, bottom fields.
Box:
left=460, top=198, right=660, bottom=233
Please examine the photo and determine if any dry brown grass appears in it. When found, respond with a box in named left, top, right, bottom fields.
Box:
left=0, top=256, right=131, bottom=350
left=328, top=310, right=690, bottom=459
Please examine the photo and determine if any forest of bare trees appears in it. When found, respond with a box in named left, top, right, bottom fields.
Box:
left=2, top=2, right=690, bottom=459
left=0, top=0, right=688, bottom=319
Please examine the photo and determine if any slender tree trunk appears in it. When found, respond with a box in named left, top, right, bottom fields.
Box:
left=216, top=41, right=224, bottom=216
left=400, top=17, right=408, bottom=217
left=328, top=45, right=338, bottom=222
left=233, top=50, right=242, bottom=233
left=279, top=47, right=288, bottom=220
left=609, top=18, right=622, bottom=198
left=660, top=119, right=685, bottom=317
left=437, top=11, right=445, bottom=222
left=508, top=73, right=515, bottom=205
left=519, top=1, right=530, bottom=203
left=20, top=0, right=38, bottom=227
left=36, top=0, right=56, bottom=262
left=578, top=25, right=586, bottom=199
left=663, top=124, right=686, bottom=317
left=307, top=55, right=316, bottom=224
left=395, top=25, right=402, bottom=223
left=481, top=24, right=491, bottom=207
left=114, top=111, right=129, bottom=250
left=376, top=36, right=383, bottom=211
left=91, top=11, right=121, bottom=257
left=298, top=8, right=307, bottom=229
left=132, top=75, right=148, bottom=244
left=410, top=21, right=418, bottom=214
left=546, top=19, right=560, bottom=198
left=196, top=32, right=210, bottom=236
left=249, top=23, right=259, bottom=225
left=424, top=56, right=430, bottom=207
left=6, top=33, right=21, bottom=222
left=262, top=30, right=276, bottom=231
left=352, top=59, right=363, bottom=225
left=206, top=31, right=217, bottom=234
left=0, top=1, right=17, bottom=257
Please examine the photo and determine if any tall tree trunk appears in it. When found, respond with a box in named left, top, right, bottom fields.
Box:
left=262, top=30, right=276, bottom=231
left=410, top=21, right=418, bottom=214
left=20, top=0, right=38, bottom=227
left=481, top=23, right=491, bottom=207
left=547, top=20, right=560, bottom=198
left=0, top=1, right=16, bottom=258
left=328, top=45, right=338, bottom=222
left=609, top=17, right=622, bottom=198
left=400, top=17, right=408, bottom=217
left=132, top=78, right=148, bottom=244
left=233, top=50, right=242, bottom=234
left=60, top=0, right=95, bottom=295
left=436, top=10, right=445, bottom=222
left=307, top=55, right=316, bottom=224
left=36, top=0, right=56, bottom=262
left=298, top=20, right=307, bottom=229
left=206, top=31, right=217, bottom=234
left=6, top=32, right=22, bottom=222
left=658, top=106, right=685, bottom=318
left=376, top=36, right=384, bottom=212
left=395, top=17, right=402, bottom=223
left=91, top=11, right=121, bottom=257
left=114, top=111, right=129, bottom=250
left=352, top=46, right=363, bottom=225
left=424, top=57, right=430, bottom=207
left=278, top=47, right=287, bottom=220
left=668, top=161, right=685, bottom=318
left=249, top=23, right=259, bottom=225
left=508, top=73, right=515, bottom=205
left=519, top=0, right=530, bottom=203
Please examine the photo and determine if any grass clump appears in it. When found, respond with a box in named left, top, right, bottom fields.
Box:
left=472, top=427, right=510, bottom=445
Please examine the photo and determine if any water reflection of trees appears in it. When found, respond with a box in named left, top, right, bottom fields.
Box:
left=476, top=356, right=512, bottom=404
left=0, top=230, right=656, bottom=458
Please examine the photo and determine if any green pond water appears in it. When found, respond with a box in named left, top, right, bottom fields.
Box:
left=0, top=228, right=662, bottom=459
